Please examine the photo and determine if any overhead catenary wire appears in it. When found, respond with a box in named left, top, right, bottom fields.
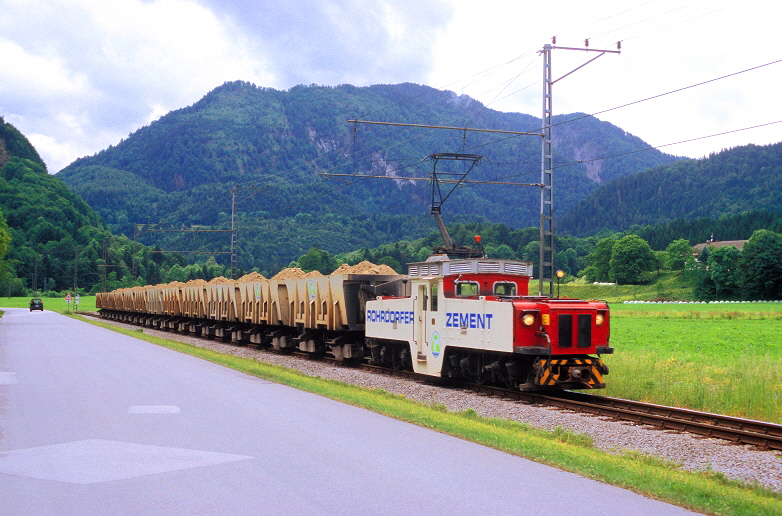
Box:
left=606, top=2, right=735, bottom=44
left=460, top=57, right=782, bottom=153
left=446, top=119, right=782, bottom=194
left=288, top=2, right=731, bottom=194
left=575, top=59, right=782, bottom=124
left=551, top=119, right=782, bottom=171
left=587, top=0, right=707, bottom=40
left=327, top=55, right=782, bottom=213
left=149, top=1, right=770, bottom=242
left=334, top=2, right=749, bottom=177
left=319, top=0, right=742, bottom=166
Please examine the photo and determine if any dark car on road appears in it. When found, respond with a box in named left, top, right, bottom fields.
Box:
left=29, top=298, right=44, bottom=311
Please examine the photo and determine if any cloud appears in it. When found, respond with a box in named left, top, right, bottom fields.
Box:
left=2, top=0, right=778, bottom=173
left=0, top=0, right=454, bottom=173
left=198, top=0, right=453, bottom=86
left=424, top=0, right=782, bottom=159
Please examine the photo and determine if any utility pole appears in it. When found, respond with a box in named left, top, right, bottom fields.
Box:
left=537, top=38, right=620, bottom=296
left=230, top=186, right=238, bottom=279
left=228, top=184, right=267, bottom=279
left=73, top=247, right=78, bottom=293
left=330, top=41, right=619, bottom=296
left=540, top=43, right=554, bottom=297
left=101, top=239, right=108, bottom=293
left=134, top=184, right=264, bottom=281
left=33, top=254, right=39, bottom=294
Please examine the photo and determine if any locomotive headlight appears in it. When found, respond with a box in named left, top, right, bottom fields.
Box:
left=595, top=314, right=605, bottom=326
left=522, top=313, right=536, bottom=326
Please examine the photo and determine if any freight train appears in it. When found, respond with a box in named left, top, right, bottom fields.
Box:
left=97, top=253, right=612, bottom=391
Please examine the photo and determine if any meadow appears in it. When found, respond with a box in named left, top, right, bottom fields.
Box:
left=0, top=294, right=96, bottom=313
left=604, top=302, right=782, bottom=423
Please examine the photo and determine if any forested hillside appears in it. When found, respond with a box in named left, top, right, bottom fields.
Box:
left=58, top=80, right=679, bottom=271
left=559, top=142, right=782, bottom=236
left=0, top=116, right=196, bottom=295
left=0, top=117, right=46, bottom=169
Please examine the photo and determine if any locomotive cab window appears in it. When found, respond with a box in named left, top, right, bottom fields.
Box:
left=431, top=284, right=439, bottom=311
left=455, top=282, right=479, bottom=297
left=493, top=282, right=517, bottom=296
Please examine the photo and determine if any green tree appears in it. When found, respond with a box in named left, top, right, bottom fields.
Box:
left=708, top=246, right=741, bottom=299
left=740, top=229, right=782, bottom=299
left=521, top=240, right=540, bottom=273
left=583, top=237, right=616, bottom=282
left=165, top=263, right=189, bottom=283
left=377, top=256, right=402, bottom=273
left=0, top=208, right=10, bottom=264
left=297, top=247, right=339, bottom=274
left=0, top=207, right=14, bottom=295
left=653, top=250, right=667, bottom=273
left=609, top=235, right=656, bottom=284
left=665, top=238, right=693, bottom=270
left=692, top=264, right=716, bottom=300
left=555, top=247, right=579, bottom=276
left=485, top=243, right=516, bottom=260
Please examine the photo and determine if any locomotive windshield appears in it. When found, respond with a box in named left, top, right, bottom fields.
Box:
left=456, top=282, right=479, bottom=297
left=493, top=282, right=517, bottom=296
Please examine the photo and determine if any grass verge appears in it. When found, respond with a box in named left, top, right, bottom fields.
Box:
left=0, top=295, right=96, bottom=313
left=75, top=314, right=782, bottom=515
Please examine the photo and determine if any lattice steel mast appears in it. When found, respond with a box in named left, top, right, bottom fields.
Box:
left=538, top=39, right=620, bottom=296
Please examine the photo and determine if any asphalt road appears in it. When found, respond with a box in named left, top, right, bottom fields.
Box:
left=0, top=308, right=695, bottom=515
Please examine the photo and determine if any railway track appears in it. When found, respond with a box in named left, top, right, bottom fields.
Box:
left=468, top=384, right=782, bottom=452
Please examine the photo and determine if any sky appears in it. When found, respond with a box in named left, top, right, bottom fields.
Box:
left=1, top=0, right=780, bottom=173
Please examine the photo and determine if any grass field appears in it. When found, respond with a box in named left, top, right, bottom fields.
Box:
left=0, top=295, right=96, bottom=313
left=559, top=272, right=695, bottom=302
left=605, top=304, right=782, bottom=423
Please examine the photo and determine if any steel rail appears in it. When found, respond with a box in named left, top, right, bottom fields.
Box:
left=545, top=391, right=782, bottom=451
left=469, top=384, right=782, bottom=451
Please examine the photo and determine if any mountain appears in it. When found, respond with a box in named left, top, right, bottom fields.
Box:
left=559, top=142, right=782, bottom=236
left=0, top=115, right=46, bottom=170
left=0, top=116, right=192, bottom=294
left=57, top=80, right=680, bottom=270
left=0, top=115, right=108, bottom=293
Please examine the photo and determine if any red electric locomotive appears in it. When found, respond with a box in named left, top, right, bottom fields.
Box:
left=365, top=251, right=611, bottom=390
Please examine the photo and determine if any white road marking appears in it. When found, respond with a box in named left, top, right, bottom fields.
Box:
left=0, top=439, right=254, bottom=484
left=0, top=372, right=17, bottom=384
left=127, top=405, right=180, bottom=414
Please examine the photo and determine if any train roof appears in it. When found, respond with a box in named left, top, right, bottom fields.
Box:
left=407, top=255, right=533, bottom=278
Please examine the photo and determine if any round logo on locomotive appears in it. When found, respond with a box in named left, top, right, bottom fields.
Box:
left=431, top=331, right=441, bottom=358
